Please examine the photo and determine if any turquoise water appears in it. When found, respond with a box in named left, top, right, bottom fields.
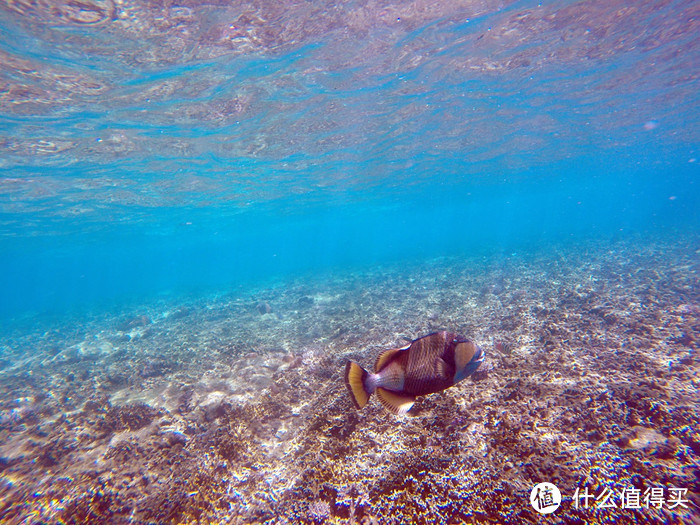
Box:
left=1, top=0, right=697, bottom=321
left=1, top=3, right=699, bottom=523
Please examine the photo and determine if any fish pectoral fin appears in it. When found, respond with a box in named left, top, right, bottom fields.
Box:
left=435, top=357, right=448, bottom=378
left=376, top=388, right=415, bottom=415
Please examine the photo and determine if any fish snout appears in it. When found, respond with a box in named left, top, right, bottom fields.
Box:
left=465, top=346, right=484, bottom=376
left=474, top=344, right=486, bottom=363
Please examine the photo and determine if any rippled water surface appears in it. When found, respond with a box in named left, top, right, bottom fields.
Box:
left=1, top=1, right=697, bottom=315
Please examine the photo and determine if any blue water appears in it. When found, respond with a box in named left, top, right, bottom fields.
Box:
left=1, top=4, right=699, bottom=523
left=0, top=0, right=698, bottom=322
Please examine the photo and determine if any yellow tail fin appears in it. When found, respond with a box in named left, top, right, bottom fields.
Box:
left=344, top=361, right=370, bottom=409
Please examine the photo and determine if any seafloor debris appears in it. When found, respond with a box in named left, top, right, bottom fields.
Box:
left=0, top=236, right=698, bottom=523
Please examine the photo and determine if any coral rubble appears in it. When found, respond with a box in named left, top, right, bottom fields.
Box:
left=0, top=236, right=698, bottom=523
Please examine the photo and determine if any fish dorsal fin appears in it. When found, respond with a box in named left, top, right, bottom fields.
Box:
left=376, top=388, right=415, bottom=415
left=455, top=341, right=477, bottom=371
left=375, top=348, right=403, bottom=373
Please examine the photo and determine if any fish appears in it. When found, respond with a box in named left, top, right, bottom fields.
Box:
left=344, top=331, right=485, bottom=415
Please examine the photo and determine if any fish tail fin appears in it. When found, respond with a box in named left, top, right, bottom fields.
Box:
left=345, top=361, right=371, bottom=409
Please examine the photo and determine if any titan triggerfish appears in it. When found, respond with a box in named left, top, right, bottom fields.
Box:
left=344, top=331, right=485, bottom=414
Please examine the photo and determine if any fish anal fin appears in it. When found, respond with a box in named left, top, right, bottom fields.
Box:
left=345, top=361, right=370, bottom=409
left=374, top=348, right=403, bottom=373
left=376, top=388, right=415, bottom=415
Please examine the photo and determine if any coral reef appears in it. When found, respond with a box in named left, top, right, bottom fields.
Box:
left=0, top=236, right=698, bottom=523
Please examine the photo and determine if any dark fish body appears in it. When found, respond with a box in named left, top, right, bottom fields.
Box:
left=344, top=331, right=485, bottom=414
